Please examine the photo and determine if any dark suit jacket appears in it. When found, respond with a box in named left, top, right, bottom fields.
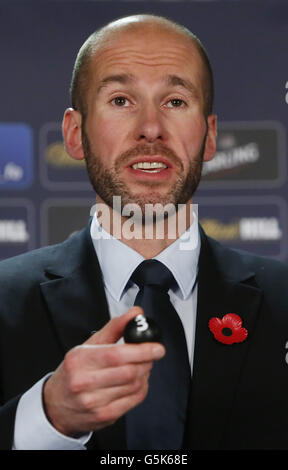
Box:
left=0, top=223, right=288, bottom=450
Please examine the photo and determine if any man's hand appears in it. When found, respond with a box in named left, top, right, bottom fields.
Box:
left=43, top=307, right=165, bottom=437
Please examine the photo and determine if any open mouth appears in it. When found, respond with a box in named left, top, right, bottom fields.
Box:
left=131, top=161, right=168, bottom=173
left=127, top=156, right=172, bottom=176
left=125, top=156, right=174, bottom=182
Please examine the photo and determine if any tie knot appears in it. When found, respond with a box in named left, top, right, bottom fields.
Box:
left=131, top=260, right=175, bottom=293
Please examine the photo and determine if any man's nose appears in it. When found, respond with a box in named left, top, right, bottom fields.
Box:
left=133, top=104, right=166, bottom=143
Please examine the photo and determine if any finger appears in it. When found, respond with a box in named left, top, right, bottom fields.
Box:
left=94, top=384, right=150, bottom=424
left=103, top=374, right=150, bottom=406
left=95, top=362, right=153, bottom=388
left=85, top=306, right=144, bottom=346
left=81, top=372, right=150, bottom=410
left=72, top=361, right=153, bottom=393
left=74, top=341, right=165, bottom=369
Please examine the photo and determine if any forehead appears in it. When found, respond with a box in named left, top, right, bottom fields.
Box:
left=89, top=26, right=204, bottom=86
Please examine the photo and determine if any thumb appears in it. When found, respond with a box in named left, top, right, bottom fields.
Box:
left=85, top=306, right=144, bottom=345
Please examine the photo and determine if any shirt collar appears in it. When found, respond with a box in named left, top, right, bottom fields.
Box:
left=90, top=212, right=200, bottom=302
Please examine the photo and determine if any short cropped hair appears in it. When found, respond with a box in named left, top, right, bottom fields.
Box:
left=70, top=14, right=214, bottom=118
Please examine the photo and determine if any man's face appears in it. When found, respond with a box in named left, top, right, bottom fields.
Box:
left=69, top=26, right=216, bottom=214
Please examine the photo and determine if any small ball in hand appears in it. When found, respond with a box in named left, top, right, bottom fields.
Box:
left=124, top=314, right=162, bottom=343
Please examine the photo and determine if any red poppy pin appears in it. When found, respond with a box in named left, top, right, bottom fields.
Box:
left=208, top=313, right=248, bottom=345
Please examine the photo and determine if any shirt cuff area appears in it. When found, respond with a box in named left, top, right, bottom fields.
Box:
left=13, top=373, right=92, bottom=450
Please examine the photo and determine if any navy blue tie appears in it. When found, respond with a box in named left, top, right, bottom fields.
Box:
left=126, top=259, right=191, bottom=449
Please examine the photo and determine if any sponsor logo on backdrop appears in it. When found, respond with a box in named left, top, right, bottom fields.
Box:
left=46, top=142, right=85, bottom=168
left=200, top=121, right=286, bottom=188
left=0, top=220, right=29, bottom=242
left=202, top=137, right=259, bottom=177
left=39, top=123, right=91, bottom=190
left=196, top=197, right=287, bottom=260
left=0, top=123, right=33, bottom=189
left=200, top=217, right=282, bottom=241
left=0, top=200, right=35, bottom=260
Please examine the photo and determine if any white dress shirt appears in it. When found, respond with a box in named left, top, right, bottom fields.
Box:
left=13, top=213, right=200, bottom=450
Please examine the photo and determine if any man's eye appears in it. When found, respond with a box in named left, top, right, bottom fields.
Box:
left=111, top=97, right=130, bottom=107
left=166, top=98, right=186, bottom=108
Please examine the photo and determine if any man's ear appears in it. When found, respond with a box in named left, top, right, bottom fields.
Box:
left=203, top=114, right=217, bottom=162
left=62, top=108, right=84, bottom=160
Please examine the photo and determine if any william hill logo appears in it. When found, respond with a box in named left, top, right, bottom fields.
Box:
left=201, top=217, right=282, bottom=242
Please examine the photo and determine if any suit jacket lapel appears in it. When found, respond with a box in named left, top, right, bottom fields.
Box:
left=184, top=227, right=263, bottom=449
left=40, top=224, right=110, bottom=353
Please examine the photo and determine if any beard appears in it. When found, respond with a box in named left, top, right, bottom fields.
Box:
left=82, top=126, right=207, bottom=222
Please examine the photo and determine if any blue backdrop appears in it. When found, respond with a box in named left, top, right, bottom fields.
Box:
left=1, top=0, right=287, bottom=261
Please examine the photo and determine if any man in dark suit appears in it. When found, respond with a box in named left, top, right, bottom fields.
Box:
left=1, top=14, right=288, bottom=450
